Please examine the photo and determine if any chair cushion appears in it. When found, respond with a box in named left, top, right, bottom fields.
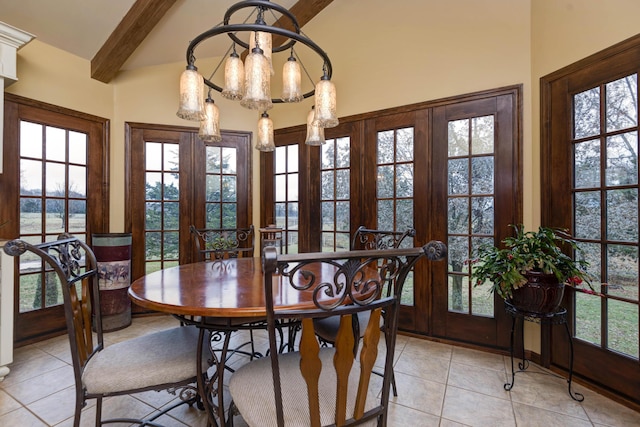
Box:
left=230, top=348, right=378, bottom=426
left=82, top=326, right=206, bottom=394
left=313, top=311, right=373, bottom=343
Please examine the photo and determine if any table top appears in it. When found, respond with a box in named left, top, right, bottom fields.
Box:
left=128, top=257, right=341, bottom=318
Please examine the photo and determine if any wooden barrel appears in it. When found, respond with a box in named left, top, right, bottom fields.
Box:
left=92, top=233, right=132, bottom=331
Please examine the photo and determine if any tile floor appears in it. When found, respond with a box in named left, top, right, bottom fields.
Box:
left=1, top=315, right=639, bottom=427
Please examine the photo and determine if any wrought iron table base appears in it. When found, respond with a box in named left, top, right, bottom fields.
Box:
left=504, top=302, right=584, bottom=402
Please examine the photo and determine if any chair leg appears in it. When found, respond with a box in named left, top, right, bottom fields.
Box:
left=390, top=368, right=398, bottom=397
left=94, top=396, right=102, bottom=427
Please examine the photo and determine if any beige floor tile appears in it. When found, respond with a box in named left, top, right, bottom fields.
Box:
left=580, top=388, right=640, bottom=427
left=394, top=350, right=451, bottom=384
left=26, top=385, right=77, bottom=426
left=0, top=406, right=47, bottom=426
left=402, top=337, right=453, bottom=360
left=451, top=346, right=506, bottom=372
left=447, top=361, right=510, bottom=399
left=507, top=370, right=590, bottom=420
left=387, top=401, right=441, bottom=426
left=439, top=418, right=470, bottom=426
left=3, top=365, right=74, bottom=405
left=442, top=385, right=516, bottom=427
left=0, top=388, right=22, bottom=416
left=0, top=352, right=67, bottom=388
left=389, top=371, right=446, bottom=417
left=513, top=402, right=593, bottom=427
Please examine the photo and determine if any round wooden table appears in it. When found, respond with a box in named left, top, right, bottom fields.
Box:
left=129, top=257, right=342, bottom=317
left=128, top=257, right=342, bottom=427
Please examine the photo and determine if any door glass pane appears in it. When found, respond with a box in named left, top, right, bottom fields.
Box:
left=320, top=136, right=351, bottom=251
left=20, top=121, right=43, bottom=158
left=18, top=121, right=89, bottom=312
left=205, top=146, right=238, bottom=229
left=144, top=141, right=180, bottom=271
left=274, top=145, right=299, bottom=254
left=572, top=75, right=640, bottom=359
left=605, top=132, right=638, bottom=186
left=574, top=139, right=600, bottom=188
left=575, top=191, right=601, bottom=239
left=376, top=127, right=414, bottom=304
left=606, top=74, right=638, bottom=132
left=608, top=300, right=639, bottom=358
left=574, top=87, right=600, bottom=139
left=45, top=127, right=65, bottom=161
left=448, top=115, right=495, bottom=317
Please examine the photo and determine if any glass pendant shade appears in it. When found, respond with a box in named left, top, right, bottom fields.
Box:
left=241, top=47, right=273, bottom=111
left=221, top=52, right=244, bottom=100
left=249, top=31, right=273, bottom=75
left=305, top=107, right=325, bottom=145
left=313, top=77, right=339, bottom=128
left=199, top=97, right=222, bottom=142
left=281, top=56, right=303, bottom=102
left=256, top=112, right=275, bottom=151
left=176, top=67, right=205, bottom=121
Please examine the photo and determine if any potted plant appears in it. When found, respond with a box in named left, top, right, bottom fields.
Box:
left=470, top=224, right=594, bottom=314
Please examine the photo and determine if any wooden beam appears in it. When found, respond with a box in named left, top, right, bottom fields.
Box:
left=272, top=0, right=334, bottom=48
left=91, top=0, right=177, bottom=83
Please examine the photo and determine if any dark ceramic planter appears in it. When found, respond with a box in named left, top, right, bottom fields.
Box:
left=508, top=271, right=564, bottom=314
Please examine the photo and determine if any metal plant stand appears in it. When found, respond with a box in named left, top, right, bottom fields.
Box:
left=504, top=301, right=584, bottom=401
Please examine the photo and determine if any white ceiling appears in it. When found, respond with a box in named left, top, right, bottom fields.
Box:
left=0, top=0, right=299, bottom=71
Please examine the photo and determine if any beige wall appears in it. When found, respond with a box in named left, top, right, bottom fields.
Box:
left=6, top=0, right=640, bottom=351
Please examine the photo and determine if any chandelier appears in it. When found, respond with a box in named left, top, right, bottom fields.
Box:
left=176, top=0, right=338, bottom=151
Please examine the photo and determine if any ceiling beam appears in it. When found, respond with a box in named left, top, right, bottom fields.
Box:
left=91, top=0, right=177, bottom=83
left=271, top=0, right=334, bottom=48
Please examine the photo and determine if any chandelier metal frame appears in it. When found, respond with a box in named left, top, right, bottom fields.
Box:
left=185, top=0, right=333, bottom=105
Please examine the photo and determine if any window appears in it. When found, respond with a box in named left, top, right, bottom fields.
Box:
left=0, top=94, right=108, bottom=343
left=542, top=34, right=640, bottom=405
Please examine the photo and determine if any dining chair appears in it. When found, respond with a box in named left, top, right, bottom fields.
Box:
left=190, top=225, right=255, bottom=260
left=229, top=241, right=447, bottom=426
left=313, top=226, right=417, bottom=396
left=3, top=234, right=207, bottom=427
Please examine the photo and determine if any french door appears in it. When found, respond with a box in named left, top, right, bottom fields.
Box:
left=126, top=124, right=251, bottom=309
left=269, top=87, right=521, bottom=342
left=542, top=36, right=640, bottom=405
left=1, top=94, right=108, bottom=344
left=430, top=92, right=521, bottom=347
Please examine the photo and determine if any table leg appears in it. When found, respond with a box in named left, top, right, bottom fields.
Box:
left=197, top=327, right=220, bottom=427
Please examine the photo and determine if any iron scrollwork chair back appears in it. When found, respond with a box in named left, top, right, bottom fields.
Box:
left=3, top=234, right=203, bottom=427
left=229, top=241, right=446, bottom=426
left=351, top=226, right=417, bottom=251
left=190, top=225, right=255, bottom=260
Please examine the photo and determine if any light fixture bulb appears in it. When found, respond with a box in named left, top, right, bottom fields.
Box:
left=249, top=31, right=273, bottom=75
left=256, top=112, right=275, bottom=151
left=176, top=66, right=205, bottom=121
left=305, top=106, right=325, bottom=145
left=199, top=96, right=222, bottom=142
left=313, top=76, right=339, bottom=128
left=241, top=47, right=273, bottom=111
left=222, top=51, right=244, bottom=100
left=281, top=55, right=303, bottom=103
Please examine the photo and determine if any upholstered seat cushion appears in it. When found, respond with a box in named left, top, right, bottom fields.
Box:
left=230, top=348, right=378, bottom=426
left=82, top=326, right=206, bottom=394
left=313, top=311, right=374, bottom=343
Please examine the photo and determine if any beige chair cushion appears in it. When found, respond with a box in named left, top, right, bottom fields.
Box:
left=313, top=311, right=374, bottom=343
left=82, top=326, right=206, bottom=394
left=230, top=348, right=378, bottom=426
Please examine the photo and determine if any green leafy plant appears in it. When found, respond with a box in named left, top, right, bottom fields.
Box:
left=470, top=224, right=594, bottom=299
